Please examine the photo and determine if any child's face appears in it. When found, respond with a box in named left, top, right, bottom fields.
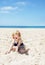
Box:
left=14, top=34, right=20, bottom=42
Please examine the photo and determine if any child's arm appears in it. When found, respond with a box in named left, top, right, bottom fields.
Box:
left=5, top=44, right=14, bottom=54
left=18, top=39, right=23, bottom=48
left=8, top=44, right=14, bottom=53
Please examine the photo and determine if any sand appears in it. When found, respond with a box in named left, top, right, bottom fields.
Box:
left=0, top=28, right=45, bottom=65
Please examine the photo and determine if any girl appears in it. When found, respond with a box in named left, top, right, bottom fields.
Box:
left=6, top=31, right=29, bottom=55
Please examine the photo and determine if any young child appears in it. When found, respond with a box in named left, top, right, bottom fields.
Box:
left=6, top=30, right=29, bottom=55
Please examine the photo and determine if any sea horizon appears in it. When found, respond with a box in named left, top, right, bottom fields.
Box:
left=0, top=26, right=45, bottom=28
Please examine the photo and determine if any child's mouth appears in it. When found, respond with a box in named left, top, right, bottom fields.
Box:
left=15, top=37, right=17, bottom=39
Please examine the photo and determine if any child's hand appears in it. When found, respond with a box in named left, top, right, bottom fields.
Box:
left=5, top=51, right=10, bottom=54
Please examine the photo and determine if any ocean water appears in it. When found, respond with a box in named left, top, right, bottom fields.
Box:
left=0, top=26, right=45, bottom=28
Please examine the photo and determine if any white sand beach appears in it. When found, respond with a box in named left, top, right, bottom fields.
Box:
left=0, top=28, right=45, bottom=65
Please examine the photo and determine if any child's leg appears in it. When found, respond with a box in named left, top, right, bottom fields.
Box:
left=24, top=48, right=30, bottom=55
left=8, top=47, right=16, bottom=53
left=12, top=48, right=16, bottom=52
left=18, top=47, right=29, bottom=55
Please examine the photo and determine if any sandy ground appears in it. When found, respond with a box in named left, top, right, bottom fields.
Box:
left=0, top=28, right=45, bottom=65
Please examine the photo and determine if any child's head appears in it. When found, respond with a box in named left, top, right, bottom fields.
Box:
left=12, top=30, right=21, bottom=41
left=15, top=30, right=21, bottom=37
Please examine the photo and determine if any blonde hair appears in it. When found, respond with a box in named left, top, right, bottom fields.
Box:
left=15, top=30, right=21, bottom=37
left=12, top=30, right=21, bottom=39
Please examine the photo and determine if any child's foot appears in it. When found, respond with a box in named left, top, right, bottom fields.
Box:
left=25, top=49, right=30, bottom=55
